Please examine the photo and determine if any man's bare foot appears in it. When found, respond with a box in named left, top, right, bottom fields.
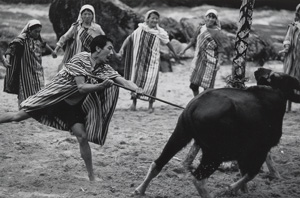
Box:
left=89, top=174, right=95, bottom=181
left=148, top=107, right=154, bottom=113
left=89, top=176, right=104, bottom=182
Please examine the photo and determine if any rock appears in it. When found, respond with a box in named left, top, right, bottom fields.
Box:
left=49, top=0, right=143, bottom=73
left=160, top=17, right=186, bottom=43
left=180, top=17, right=205, bottom=42
left=49, top=0, right=143, bottom=51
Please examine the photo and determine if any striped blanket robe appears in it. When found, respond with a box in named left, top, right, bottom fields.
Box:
left=283, top=22, right=300, bottom=82
left=190, top=25, right=219, bottom=89
left=21, top=52, right=120, bottom=145
left=123, top=27, right=162, bottom=101
left=59, top=22, right=104, bottom=64
left=4, top=33, right=45, bottom=103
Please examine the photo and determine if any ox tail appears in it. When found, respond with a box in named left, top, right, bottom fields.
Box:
left=154, top=115, right=192, bottom=171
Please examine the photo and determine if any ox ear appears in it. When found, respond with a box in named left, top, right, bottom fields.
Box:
left=254, top=68, right=272, bottom=86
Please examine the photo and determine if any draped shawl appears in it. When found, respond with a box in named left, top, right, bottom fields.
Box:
left=21, top=52, right=120, bottom=145
left=283, top=22, right=300, bottom=82
left=4, top=19, right=45, bottom=103
left=123, top=23, right=169, bottom=101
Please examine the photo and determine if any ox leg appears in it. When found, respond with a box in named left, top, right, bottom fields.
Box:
left=238, top=169, right=249, bottom=193
left=265, top=152, right=280, bottom=179
left=192, top=178, right=212, bottom=198
left=134, top=119, right=192, bottom=195
left=286, top=100, right=292, bottom=112
left=182, top=141, right=201, bottom=171
left=134, top=162, right=160, bottom=195
left=192, top=153, right=222, bottom=198
left=228, top=173, right=252, bottom=194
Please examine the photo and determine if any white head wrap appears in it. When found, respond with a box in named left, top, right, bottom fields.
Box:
left=20, top=19, right=41, bottom=34
left=296, top=3, right=300, bottom=12
left=77, top=4, right=96, bottom=23
left=205, top=9, right=218, bottom=18
left=204, top=9, right=221, bottom=29
left=139, top=10, right=169, bottom=44
left=145, top=10, right=160, bottom=20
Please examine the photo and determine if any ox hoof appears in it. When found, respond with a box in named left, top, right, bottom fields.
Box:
left=217, top=186, right=238, bottom=197
left=131, top=189, right=145, bottom=197
left=262, top=172, right=281, bottom=180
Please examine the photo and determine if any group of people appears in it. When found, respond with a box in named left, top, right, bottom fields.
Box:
left=0, top=3, right=299, bottom=182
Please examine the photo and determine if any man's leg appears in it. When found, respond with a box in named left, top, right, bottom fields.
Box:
left=130, top=95, right=137, bottom=111
left=0, top=110, right=30, bottom=124
left=71, top=123, right=95, bottom=181
left=148, top=99, right=154, bottom=113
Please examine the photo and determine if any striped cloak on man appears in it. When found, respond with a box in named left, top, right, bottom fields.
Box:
left=123, top=23, right=169, bottom=101
left=4, top=20, right=45, bottom=105
left=20, top=52, right=120, bottom=145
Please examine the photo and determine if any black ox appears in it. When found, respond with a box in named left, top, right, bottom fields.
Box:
left=134, top=68, right=300, bottom=197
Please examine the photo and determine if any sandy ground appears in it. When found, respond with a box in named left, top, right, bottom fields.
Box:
left=0, top=55, right=299, bottom=198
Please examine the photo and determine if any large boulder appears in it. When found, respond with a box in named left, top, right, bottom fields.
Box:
left=160, top=17, right=186, bottom=43
left=49, top=0, right=143, bottom=51
left=49, top=0, right=187, bottom=73
left=179, top=16, right=277, bottom=65
left=49, top=0, right=143, bottom=74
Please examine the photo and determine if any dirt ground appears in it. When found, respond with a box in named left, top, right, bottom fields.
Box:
left=0, top=55, right=299, bottom=198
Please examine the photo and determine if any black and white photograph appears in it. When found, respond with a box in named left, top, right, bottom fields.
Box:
left=0, top=0, right=299, bottom=197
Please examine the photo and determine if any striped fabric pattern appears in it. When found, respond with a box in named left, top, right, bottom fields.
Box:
left=4, top=35, right=45, bottom=103
left=79, top=28, right=94, bottom=52
left=190, top=29, right=218, bottom=89
left=283, top=23, right=300, bottom=82
left=123, top=28, right=160, bottom=101
left=21, top=52, right=120, bottom=145
left=61, top=23, right=100, bottom=64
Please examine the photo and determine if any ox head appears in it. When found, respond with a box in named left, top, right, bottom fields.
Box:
left=254, top=68, right=300, bottom=103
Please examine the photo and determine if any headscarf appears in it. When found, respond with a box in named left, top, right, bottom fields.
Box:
left=203, top=9, right=231, bottom=52
left=295, top=3, right=300, bottom=22
left=204, top=9, right=221, bottom=29
left=20, top=19, right=42, bottom=35
left=77, top=4, right=96, bottom=23
left=139, top=10, right=169, bottom=44
left=205, top=9, right=218, bottom=18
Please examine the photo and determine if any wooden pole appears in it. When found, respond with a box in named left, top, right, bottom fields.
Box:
left=88, top=74, right=185, bottom=109
left=226, top=0, right=255, bottom=88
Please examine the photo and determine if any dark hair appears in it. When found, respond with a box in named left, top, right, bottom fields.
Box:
left=29, top=24, right=42, bottom=31
left=147, top=11, right=160, bottom=19
left=90, top=35, right=113, bottom=53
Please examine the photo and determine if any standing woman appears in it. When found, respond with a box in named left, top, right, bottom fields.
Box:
left=179, top=9, right=227, bottom=169
left=117, top=10, right=178, bottom=112
left=279, top=3, right=300, bottom=112
left=180, top=9, right=225, bottom=97
left=4, top=19, right=56, bottom=108
left=54, top=4, right=105, bottom=70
